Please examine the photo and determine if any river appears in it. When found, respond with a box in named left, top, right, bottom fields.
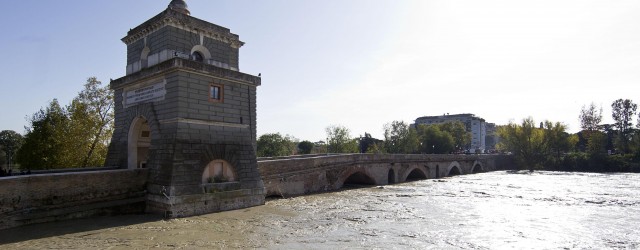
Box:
left=1, top=171, right=639, bottom=249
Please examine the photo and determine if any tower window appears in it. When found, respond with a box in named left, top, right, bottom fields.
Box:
left=192, top=51, right=204, bottom=62
left=210, top=84, right=224, bottom=103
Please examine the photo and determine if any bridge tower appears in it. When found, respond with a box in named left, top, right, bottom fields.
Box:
left=105, top=0, right=264, bottom=217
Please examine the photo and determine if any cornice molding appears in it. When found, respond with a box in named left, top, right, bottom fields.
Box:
left=122, top=8, right=244, bottom=49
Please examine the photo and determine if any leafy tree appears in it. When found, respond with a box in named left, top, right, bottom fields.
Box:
left=497, top=117, right=546, bottom=171
left=383, top=121, right=418, bottom=154
left=542, top=121, right=572, bottom=167
left=438, top=121, right=471, bottom=151
left=0, top=130, right=24, bottom=169
left=257, top=133, right=297, bottom=157
left=611, top=99, right=637, bottom=154
left=416, top=124, right=454, bottom=154
left=358, top=133, right=382, bottom=153
left=71, top=77, right=114, bottom=167
left=16, top=99, right=69, bottom=169
left=297, top=140, right=314, bottom=155
left=579, top=102, right=603, bottom=134
left=326, top=125, right=358, bottom=153
left=15, top=77, right=114, bottom=169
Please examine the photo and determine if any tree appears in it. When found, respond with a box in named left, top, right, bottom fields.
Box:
left=579, top=102, right=603, bottom=135
left=358, top=133, right=382, bottom=153
left=611, top=99, right=637, bottom=154
left=257, top=133, right=297, bottom=157
left=383, top=121, right=418, bottom=154
left=542, top=121, right=572, bottom=167
left=326, top=125, right=358, bottom=153
left=15, top=77, right=114, bottom=169
left=416, top=124, right=454, bottom=154
left=297, top=140, right=314, bottom=155
left=497, top=117, right=546, bottom=171
left=71, top=77, right=114, bottom=167
left=16, top=99, right=69, bottom=169
left=0, top=130, right=24, bottom=169
left=438, top=121, right=471, bottom=151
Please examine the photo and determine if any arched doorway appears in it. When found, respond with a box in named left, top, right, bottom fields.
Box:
left=128, top=117, right=151, bottom=169
left=388, top=169, right=396, bottom=184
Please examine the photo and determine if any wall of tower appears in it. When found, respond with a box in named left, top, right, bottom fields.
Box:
left=126, top=26, right=239, bottom=70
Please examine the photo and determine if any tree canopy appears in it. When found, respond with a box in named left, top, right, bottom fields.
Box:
left=0, top=130, right=24, bottom=169
left=257, top=133, right=298, bottom=157
left=15, top=77, right=114, bottom=169
left=326, top=125, right=358, bottom=153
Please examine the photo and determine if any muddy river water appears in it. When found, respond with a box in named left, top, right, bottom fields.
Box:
left=1, top=171, right=639, bottom=249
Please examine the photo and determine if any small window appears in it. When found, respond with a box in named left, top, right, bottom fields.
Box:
left=192, top=51, right=204, bottom=62
left=209, top=84, right=224, bottom=103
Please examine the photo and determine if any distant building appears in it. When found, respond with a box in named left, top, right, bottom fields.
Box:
left=485, top=123, right=499, bottom=152
left=414, top=113, right=487, bottom=153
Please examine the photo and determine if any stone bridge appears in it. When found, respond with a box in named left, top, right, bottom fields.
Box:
left=258, top=154, right=509, bottom=197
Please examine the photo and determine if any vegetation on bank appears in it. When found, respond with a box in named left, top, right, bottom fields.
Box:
left=497, top=100, right=640, bottom=172
left=1, top=79, right=639, bottom=174
left=0, top=77, right=113, bottom=171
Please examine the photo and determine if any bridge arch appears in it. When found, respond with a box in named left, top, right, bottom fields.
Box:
left=201, top=159, right=236, bottom=184
left=471, top=161, right=484, bottom=174
left=403, top=166, right=428, bottom=182
left=388, top=169, right=396, bottom=184
left=446, top=161, right=463, bottom=176
left=338, top=170, right=377, bottom=188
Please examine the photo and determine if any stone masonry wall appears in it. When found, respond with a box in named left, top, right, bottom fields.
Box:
left=127, top=26, right=238, bottom=69
left=0, top=169, right=148, bottom=230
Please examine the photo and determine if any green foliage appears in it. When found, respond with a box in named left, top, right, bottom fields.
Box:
left=16, top=99, right=69, bottom=169
left=326, top=125, right=358, bottom=153
left=416, top=124, right=455, bottom=154
left=15, top=78, right=114, bottom=169
left=579, top=102, right=603, bottom=133
left=297, top=140, right=314, bottom=155
left=611, top=99, right=637, bottom=154
left=257, top=133, right=297, bottom=157
left=497, top=117, right=548, bottom=171
left=542, top=121, right=573, bottom=168
left=0, top=130, right=24, bottom=169
left=438, top=121, right=471, bottom=151
left=383, top=121, right=418, bottom=154
left=358, top=133, right=382, bottom=153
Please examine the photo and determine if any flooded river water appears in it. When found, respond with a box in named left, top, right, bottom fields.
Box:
left=1, top=171, right=639, bottom=249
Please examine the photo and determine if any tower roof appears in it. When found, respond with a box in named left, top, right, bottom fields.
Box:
left=168, top=0, right=190, bottom=15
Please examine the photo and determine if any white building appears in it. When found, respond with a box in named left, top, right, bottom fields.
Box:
left=414, top=114, right=487, bottom=153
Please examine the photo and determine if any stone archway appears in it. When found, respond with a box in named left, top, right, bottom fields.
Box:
left=471, top=163, right=484, bottom=174
left=341, top=171, right=376, bottom=188
left=405, top=168, right=428, bottom=181
left=447, top=165, right=462, bottom=176
left=388, top=169, right=396, bottom=184
left=128, top=116, right=151, bottom=169
left=202, top=160, right=236, bottom=184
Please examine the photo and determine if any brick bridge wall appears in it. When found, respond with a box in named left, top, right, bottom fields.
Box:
left=258, top=154, right=512, bottom=197
left=0, top=169, right=148, bottom=230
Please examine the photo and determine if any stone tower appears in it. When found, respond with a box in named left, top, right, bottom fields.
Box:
left=105, top=1, right=264, bottom=217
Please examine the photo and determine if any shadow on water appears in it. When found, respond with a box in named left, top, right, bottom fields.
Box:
left=0, top=213, right=163, bottom=245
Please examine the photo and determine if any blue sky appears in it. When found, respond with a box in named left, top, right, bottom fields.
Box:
left=1, top=0, right=639, bottom=141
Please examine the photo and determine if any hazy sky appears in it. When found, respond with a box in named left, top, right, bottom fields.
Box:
left=1, top=0, right=639, bottom=141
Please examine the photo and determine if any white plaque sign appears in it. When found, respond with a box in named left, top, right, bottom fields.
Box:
left=124, top=81, right=166, bottom=107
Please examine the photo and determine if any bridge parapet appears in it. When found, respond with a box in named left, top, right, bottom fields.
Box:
left=258, top=154, right=510, bottom=197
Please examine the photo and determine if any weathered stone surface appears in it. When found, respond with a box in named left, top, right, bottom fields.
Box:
left=258, top=154, right=512, bottom=197
left=105, top=3, right=264, bottom=218
left=0, top=169, right=148, bottom=230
